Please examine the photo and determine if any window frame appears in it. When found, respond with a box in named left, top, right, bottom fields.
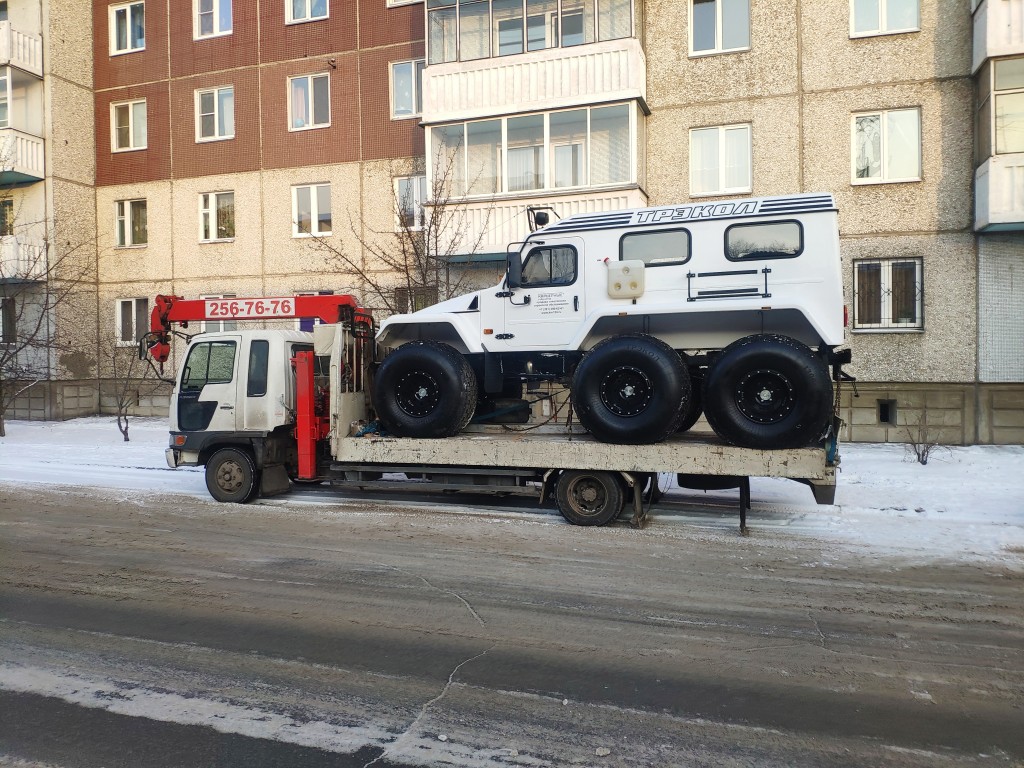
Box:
left=0, top=297, right=14, bottom=345
left=194, top=0, right=233, bottom=39
left=109, top=0, right=145, bottom=56
left=852, top=257, right=924, bottom=332
left=395, top=175, right=428, bottom=231
left=688, top=123, right=752, bottom=197
left=115, top=198, right=148, bottom=247
left=689, top=0, right=750, bottom=57
left=520, top=244, right=579, bottom=287
left=292, top=183, right=333, bottom=237
left=115, top=297, right=150, bottom=346
left=199, top=191, right=236, bottom=243
left=390, top=58, right=426, bottom=120
left=287, top=73, right=331, bottom=132
left=286, top=0, right=329, bottom=25
left=195, top=85, right=235, bottom=142
left=0, top=198, right=14, bottom=237
left=618, top=227, right=692, bottom=267
left=849, top=0, right=920, bottom=39
left=850, top=107, right=922, bottom=185
left=111, top=99, right=147, bottom=152
left=724, top=220, right=804, bottom=262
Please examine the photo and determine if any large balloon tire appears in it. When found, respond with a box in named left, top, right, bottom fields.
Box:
left=677, top=369, right=704, bottom=433
left=373, top=341, right=478, bottom=438
left=703, top=334, right=832, bottom=450
left=571, top=334, right=690, bottom=445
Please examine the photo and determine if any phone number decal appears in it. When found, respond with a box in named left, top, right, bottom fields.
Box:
left=204, top=298, right=296, bottom=319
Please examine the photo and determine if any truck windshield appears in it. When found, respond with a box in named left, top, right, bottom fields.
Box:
left=182, top=341, right=237, bottom=390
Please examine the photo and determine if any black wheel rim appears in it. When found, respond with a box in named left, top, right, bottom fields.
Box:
left=599, top=366, right=653, bottom=417
left=568, top=476, right=608, bottom=517
left=395, top=371, right=441, bottom=417
left=216, top=459, right=245, bottom=494
left=735, top=368, right=796, bottom=424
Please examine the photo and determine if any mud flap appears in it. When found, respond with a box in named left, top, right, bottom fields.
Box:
left=260, top=464, right=292, bottom=497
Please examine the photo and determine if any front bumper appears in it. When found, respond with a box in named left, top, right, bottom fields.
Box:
left=166, top=448, right=201, bottom=468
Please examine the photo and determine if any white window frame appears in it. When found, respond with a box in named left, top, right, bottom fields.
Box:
left=286, top=0, right=329, bottom=24
left=111, top=99, right=147, bottom=152
left=689, top=0, right=750, bottom=57
left=110, top=0, right=145, bottom=55
left=288, top=74, right=331, bottom=132
left=292, top=183, right=332, bottom=237
left=394, top=175, right=427, bottom=231
left=386, top=0, right=419, bottom=6
left=852, top=257, right=924, bottom=332
left=688, top=123, right=752, bottom=197
left=390, top=59, right=425, bottom=120
left=200, top=293, right=238, bottom=333
left=115, top=298, right=149, bottom=346
left=199, top=191, right=235, bottom=242
left=115, top=199, right=147, bottom=247
left=849, top=0, right=920, bottom=38
left=850, top=108, right=922, bottom=185
left=195, top=86, right=235, bottom=142
left=194, top=0, right=233, bottom=39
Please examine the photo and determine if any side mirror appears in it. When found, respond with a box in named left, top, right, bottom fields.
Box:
left=507, top=252, right=523, bottom=289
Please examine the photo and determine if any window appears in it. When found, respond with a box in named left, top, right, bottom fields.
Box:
left=976, top=57, right=1024, bottom=163
left=432, top=103, right=634, bottom=197
left=201, top=294, right=238, bottom=333
left=116, top=298, right=150, bottom=345
left=690, top=0, right=749, bottom=56
left=196, top=0, right=232, bottom=38
left=111, top=99, right=147, bottom=151
left=181, top=340, right=237, bottom=388
left=0, top=2, right=7, bottom=22
left=295, top=290, right=333, bottom=331
left=620, top=229, right=691, bottom=267
left=0, top=69, right=8, bottom=128
left=390, top=59, right=425, bottom=119
left=521, top=245, right=577, bottom=287
left=247, top=339, right=270, bottom=397
left=394, top=285, right=438, bottom=314
left=689, top=124, right=751, bottom=196
left=200, top=192, right=235, bottom=241
left=110, top=1, right=145, bottom=54
left=293, top=184, right=332, bottom=236
left=853, top=257, right=923, bottom=331
left=852, top=108, right=921, bottom=183
left=0, top=198, right=13, bottom=237
left=288, top=0, right=328, bottom=23
left=196, top=86, right=234, bottom=141
left=0, top=298, right=14, bottom=344
left=115, top=199, right=147, bottom=246
left=851, top=0, right=918, bottom=37
left=289, top=74, right=330, bottom=130
left=395, top=176, right=427, bottom=230
left=726, top=221, right=802, bottom=261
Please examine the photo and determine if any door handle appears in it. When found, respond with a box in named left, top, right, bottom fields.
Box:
left=219, top=404, right=234, bottom=410
left=573, top=296, right=579, bottom=311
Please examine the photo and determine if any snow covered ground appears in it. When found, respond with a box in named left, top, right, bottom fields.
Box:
left=0, top=416, right=1022, bottom=568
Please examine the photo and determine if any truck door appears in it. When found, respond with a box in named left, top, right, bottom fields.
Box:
left=177, top=336, right=241, bottom=433
left=504, top=238, right=585, bottom=349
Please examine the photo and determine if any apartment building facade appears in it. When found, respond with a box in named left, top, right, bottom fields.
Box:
left=3, top=0, right=1021, bottom=444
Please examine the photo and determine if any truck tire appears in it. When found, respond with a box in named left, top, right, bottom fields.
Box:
left=373, top=340, right=478, bottom=438
left=206, top=447, right=259, bottom=503
left=571, top=334, right=690, bottom=444
left=677, top=370, right=704, bottom=433
left=702, top=334, right=832, bottom=450
left=556, top=470, right=625, bottom=526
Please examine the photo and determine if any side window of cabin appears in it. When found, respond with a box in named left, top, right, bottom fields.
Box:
left=247, top=339, right=269, bottom=397
left=620, top=228, right=691, bottom=266
left=182, top=340, right=236, bottom=389
left=725, top=220, right=803, bottom=261
left=521, top=245, right=577, bottom=287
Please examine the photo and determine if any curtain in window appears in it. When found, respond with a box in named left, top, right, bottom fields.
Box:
left=130, top=201, right=147, bottom=245
left=508, top=115, right=544, bottom=191
left=723, top=125, right=750, bottom=191
left=311, top=0, right=327, bottom=17
left=690, top=127, right=718, bottom=195
left=218, top=88, right=234, bottom=136
left=130, top=3, right=145, bottom=48
left=467, top=120, right=501, bottom=194
left=0, top=73, right=8, bottom=128
left=218, top=0, right=232, bottom=31
left=854, top=115, right=881, bottom=179
left=291, top=78, right=309, bottom=128
left=886, top=109, right=920, bottom=180
left=590, top=105, right=629, bottom=185
left=550, top=109, right=587, bottom=187
left=132, top=102, right=147, bottom=148
left=296, top=187, right=312, bottom=233
left=316, top=185, right=332, bottom=233
left=217, top=193, right=235, bottom=239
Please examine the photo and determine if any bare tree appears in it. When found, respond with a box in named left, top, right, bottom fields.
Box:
left=305, top=147, right=494, bottom=315
left=0, top=192, right=96, bottom=437
left=104, top=340, right=163, bottom=442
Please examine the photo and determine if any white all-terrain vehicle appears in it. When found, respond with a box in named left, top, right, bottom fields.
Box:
left=373, top=193, right=851, bottom=450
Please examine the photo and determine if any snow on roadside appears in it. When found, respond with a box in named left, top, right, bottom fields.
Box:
left=0, top=417, right=1022, bottom=567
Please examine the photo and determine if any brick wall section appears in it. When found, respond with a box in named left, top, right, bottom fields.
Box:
left=95, top=82, right=172, bottom=185
left=168, top=0, right=259, bottom=78
left=258, top=2, right=358, bottom=64
left=93, top=0, right=169, bottom=90
left=360, top=43, right=426, bottom=161
left=359, top=0, right=425, bottom=49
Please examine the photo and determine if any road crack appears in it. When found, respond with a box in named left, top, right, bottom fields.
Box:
left=809, top=611, right=827, bottom=649
left=381, top=564, right=486, bottom=628
left=363, top=645, right=495, bottom=768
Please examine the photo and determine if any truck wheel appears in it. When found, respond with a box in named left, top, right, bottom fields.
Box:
left=556, top=470, right=625, bottom=526
left=703, top=334, right=832, bottom=449
left=373, top=341, right=478, bottom=438
left=677, top=371, right=704, bottom=433
left=571, top=334, right=690, bottom=444
left=206, top=448, right=259, bottom=503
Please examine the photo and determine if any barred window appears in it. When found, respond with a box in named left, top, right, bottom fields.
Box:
left=853, top=257, right=923, bottom=331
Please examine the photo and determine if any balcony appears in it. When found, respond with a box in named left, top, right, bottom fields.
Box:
left=975, top=154, right=1024, bottom=230
left=973, top=0, right=1024, bottom=73
left=442, top=186, right=648, bottom=257
left=0, top=22, right=42, bottom=78
left=0, top=237, right=45, bottom=281
left=0, top=128, right=44, bottom=184
left=423, top=37, right=646, bottom=125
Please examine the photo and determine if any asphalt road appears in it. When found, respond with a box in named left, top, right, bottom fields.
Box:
left=1, top=485, right=1022, bottom=767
